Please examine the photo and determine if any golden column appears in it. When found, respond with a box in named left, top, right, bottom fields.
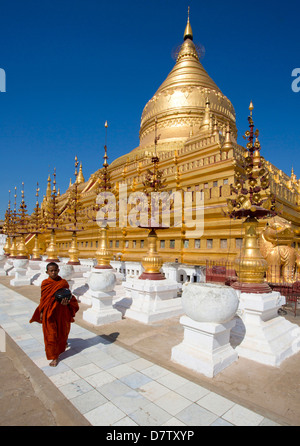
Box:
left=139, top=118, right=167, bottom=280
left=15, top=183, right=30, bottom=259
left=3, top=191, right=12, bottom=256
left=9, top=187, right=19, bottom=258
left=30, top=183, right=42, bottom=261
left=227, top=102, right=276, bottom=293
left=94, top=121, right=113, bottom=269
left=66, top=156, right=82, bottom=265
left=45, top=169, right=60, bottom=262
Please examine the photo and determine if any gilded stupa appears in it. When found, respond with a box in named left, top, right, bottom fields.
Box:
left=6, top=12, right=300, bottom=270
left=139, top=13, right=236, bottom=148
left=111, top=11, right=237, bottom=168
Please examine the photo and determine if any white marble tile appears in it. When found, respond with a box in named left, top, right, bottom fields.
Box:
left=154, top=391, right=192, bottom=416
left=85, top=370, right=116, bottom=388
left=129, top=401, right=172, bottom=426
left=119, top=371, right=152, bottom=389
left=222, top=404, right=264, bottom=426
left=110, top=349, right=140, bottom=363
left=84, top=401, right=126, bottom=426
left=97, top=379, right=132, bottom=400
left=157, top=372, right=189, bottom=390
left=197, top=392, right=236, bottom=416
left=73, top=363, right=103, bottom=378
left=42, top=361, right=71, bottom=376
left=210, top=417, right=234, bottom=426
left=127, top=358, right=154, bottom=371
left=106, top=363, right=136, bottom=379
left=139, top=380, right=170, bottom=402
left=59, top=378, right=94, bottom=399
left=110, top=390, right=150, bottom=415
left=176, top=403, right=219, bottom=426
left=61, top=353, right=94, bottom=369
left=32, top=356, right=50, bottom=368
left=49, top=369, right=81, bottom=387
left=141, top=364, right=170, bottom=380
left=93, top=355, right=121, bottom=370
left=70, top=389, right=108, bottom=414
left=112, top=416, right=138, bottom=426
left=176, top=381, right=211, bottom=402
left=162, top=417, right=187, bottom=426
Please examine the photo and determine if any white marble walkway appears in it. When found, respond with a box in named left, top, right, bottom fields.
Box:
left=0, top=284, right=280, bottom=426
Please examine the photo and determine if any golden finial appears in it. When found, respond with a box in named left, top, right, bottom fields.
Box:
left=46, top=174, right=51, bottom=197
left=222, top=122, right=233, bottom=151
left=200, top=97, right=211, bottom=131
left=75, top=155, right=79, bottom=177
left=52, top=168, right=57, bottom=192
left=103, top=121, right=109, bottom=168
left=76, top=162, right=85, bottom=184
left=104, top=120, right=108, bottom=146
left=184, top=6, right=193, bottom=41
left=249, top=100, right=254, bottom=116
left=36, top=182, right=39, bottom=200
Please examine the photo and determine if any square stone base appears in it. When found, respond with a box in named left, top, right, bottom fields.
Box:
left=231, top=291, right=300, bottom=366
left=171, top=316, right=238, bottom=378
left=83, top=291, right=122, bottom=326
left=121, top=278, right=182, bottom=324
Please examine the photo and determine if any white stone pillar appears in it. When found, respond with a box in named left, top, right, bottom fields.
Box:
left=171, top=283, right=239, bottom=378
left=121, top=277, right=182, bottom=323
left=83, top=270, right=122, bottom=325
left=231, top=290, right=300, bottom=366
left=172, top=316, right=237, bottom=378
left=10, top=259, right=31, bottom=286
left=0, top=254, right=7, bottom=276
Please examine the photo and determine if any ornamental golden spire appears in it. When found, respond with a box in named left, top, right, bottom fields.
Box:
left=46, top=174, right=51, bottom=199
left=184, top=6, right=193, bottom=41
left=76, top=162, right=85, bottom=184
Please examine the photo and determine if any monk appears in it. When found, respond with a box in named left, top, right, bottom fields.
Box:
left=30, top=262, right=79, bottom=367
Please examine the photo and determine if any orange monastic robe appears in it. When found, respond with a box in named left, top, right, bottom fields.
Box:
left=30, top=276, right=79, bottom=360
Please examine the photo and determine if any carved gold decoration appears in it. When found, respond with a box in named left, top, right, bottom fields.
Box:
left=140, top=229, right=163, bottom=277
left=139, top=119, right=166, bottom=280
left=260, top=216, right=300, bottom=283
left=45, top=169, right=60, bottom=262
left=46, top=229, right=59, bottom=262
left=3, top=190, right=12, bottom=256
left=9, top=188, right=19, bottom=259
left=94, top=121, right=113, bottom=269
left=66, top=156, right=84, bottom=265
left=228, top=103, right=276, bottom=293
left=30, top=183, right=42, bottom=261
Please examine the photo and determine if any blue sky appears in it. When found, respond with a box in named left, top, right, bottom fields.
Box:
left=0, top=0, right=299, bottom=216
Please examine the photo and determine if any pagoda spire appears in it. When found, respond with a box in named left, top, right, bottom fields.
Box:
left=46, top=174, right=51, bottom=199
left=76, top=162, right=85, bottom=184
left=184, top=6, right=193, bottom=41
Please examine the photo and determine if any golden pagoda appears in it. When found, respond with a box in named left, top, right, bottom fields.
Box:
left=22, top=12, right=300, bottom=272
